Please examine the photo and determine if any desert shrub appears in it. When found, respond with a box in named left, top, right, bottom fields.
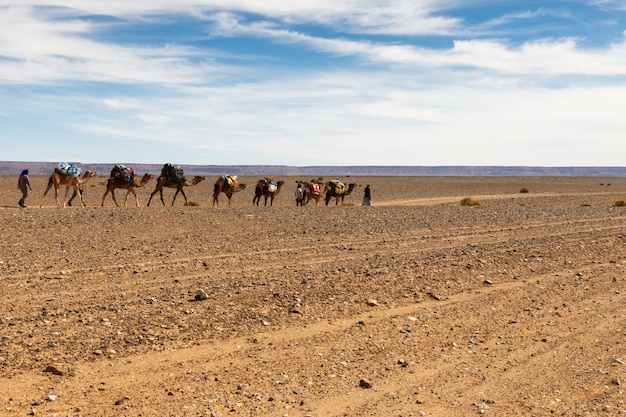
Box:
left=519, top=188, right=529, bottom=193
left=460, top=197, right=482, bottom=206
left=185, top=201, right=199, bottom=206
left=342, top=201, right=355, bottom=206
left=614, top=201, right=626, bottom=207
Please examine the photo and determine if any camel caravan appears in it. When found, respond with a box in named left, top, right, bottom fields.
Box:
left=37, top=163, right=360, bottom=208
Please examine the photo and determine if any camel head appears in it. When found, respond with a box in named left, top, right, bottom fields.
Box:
left=78, top=170, right=97, bottom=183
left=137, top=173, right=156, bottom=185
left=186, top=176, right=205, bottom=186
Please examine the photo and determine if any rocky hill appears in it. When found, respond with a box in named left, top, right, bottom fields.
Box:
left=2, top=161, right=626, bottom=176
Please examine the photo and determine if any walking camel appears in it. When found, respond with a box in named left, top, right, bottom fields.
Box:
left=101, top=172, right=156, bottom=207
left=212, top=175, right=246, bottom=206
left=253, top=179, right=285, bottom=206
left=147, top=175, right=205, bottom=206
left=42, top=168, right=97, bottom=208
left=324, top=182, right=357, bottom=206
left=301, top=179, right=325, bottom=205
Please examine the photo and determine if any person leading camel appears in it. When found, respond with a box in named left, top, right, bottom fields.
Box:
left=295, top=183, right=304, bottom=206
left=18, top=169, right=32, bottom=208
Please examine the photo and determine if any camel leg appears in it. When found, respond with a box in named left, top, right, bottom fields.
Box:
left=126, top=189, right=139, bottom=207
left=75, top=185, right=86, bottom=207
left=101, top=189, right=109, bottom=207
left=159, top=189, right=166, bottom=205
left=179, top=188, right=188, bottom=206
left=148, top=184, right=165, bottom=206
left=212, top=183, right=221, bottom=206
left=111, top=189, right=120, bottom=207
left=54, top=187, right=62, bottom=208
left=61, top=187, right=72, bottom=208
left=42, top=176, right=55, bottom=207
left=147, top=189, right=157, bottom=206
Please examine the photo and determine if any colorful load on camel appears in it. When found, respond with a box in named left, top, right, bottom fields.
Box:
left=258, top=177, right=277, bottom=192
left=224, top=175, right=238, bottom=186
left=57, top=162, right=81, bottom=178
left=329, top=180, right=346, bottom=194
left=110, top=164, right=135, bottom=183
left=163, top=163, right=186, bottom=184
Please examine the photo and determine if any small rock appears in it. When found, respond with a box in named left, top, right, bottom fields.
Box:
left=114, top=396, right=130, bottom=405
left=359, top=379, right=372, bottom=389
left=44, top=363, right=70, bottom=376
left=367, top=299, right=378, bottom=306
left=46, top=395, right=56, bottom=402
left=195, top=290, right=209, bottom=301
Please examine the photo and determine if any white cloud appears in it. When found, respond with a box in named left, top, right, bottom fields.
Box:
left=2, top=1, right=626, bottom=166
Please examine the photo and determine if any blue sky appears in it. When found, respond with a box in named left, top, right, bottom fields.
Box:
left=2, top=1, right=626, bottom=166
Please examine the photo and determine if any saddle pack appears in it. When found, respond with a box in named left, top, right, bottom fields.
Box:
left=259, top=177, right=277, bottom=192
left=310, top=182, right=321, bottom=195
left=330, top=180, right=346, bottom=194
left=58, top=162, right=81, bottom=178
left=163, top=163, right=186, bottom=184
left=111, top=164, right=135, bottom=183
left=224, top=175, right=238, bottom=186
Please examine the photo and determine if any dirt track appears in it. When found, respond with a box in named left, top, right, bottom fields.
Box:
left=0, top=175, right=625, bottom=416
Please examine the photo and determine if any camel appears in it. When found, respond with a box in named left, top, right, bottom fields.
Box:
left=101, top=172, right=156, bottom=207
left=324, top=181, right=357, bottom=206
left=301, top=179, right=325, bottom=206
left=253, top=179, right=285, bottom=206
left=42, top=168, right=97, bottom=208
left=147, top=175, right=205, bottom=206
left=212, top=175, right=247, bottom=206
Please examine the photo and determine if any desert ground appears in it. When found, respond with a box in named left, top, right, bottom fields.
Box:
left=0, top=173, right=624, bottom=417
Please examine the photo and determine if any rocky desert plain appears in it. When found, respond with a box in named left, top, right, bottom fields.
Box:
left=0, top=173, right=625, bottom=417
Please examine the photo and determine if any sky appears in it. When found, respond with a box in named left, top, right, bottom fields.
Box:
left=2, top=1, right=626, bottom=167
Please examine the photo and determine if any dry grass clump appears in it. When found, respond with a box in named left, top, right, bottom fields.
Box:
left=519, top=188, right=529, bottom=193
left=459, top=197, right=482, bottom=206
left=185, top=201, right=200, bottom=206
left=342, top=201, right=355, bottom=206
left=614, top=201, right=626, bottom=207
